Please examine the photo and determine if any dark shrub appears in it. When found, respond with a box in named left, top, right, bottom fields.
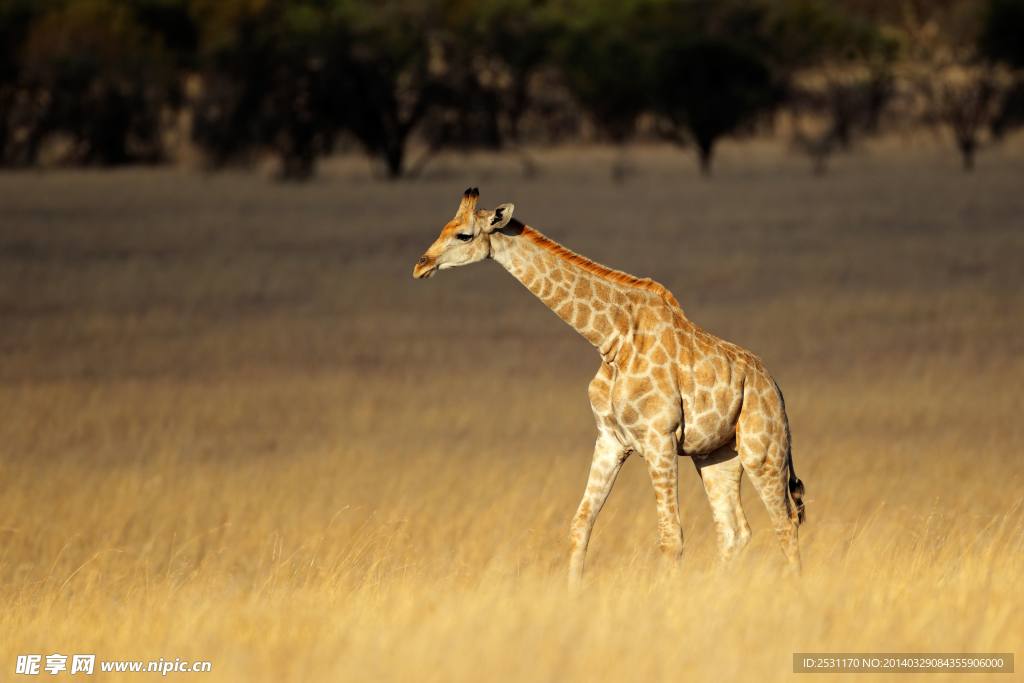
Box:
left=980, top=0, right=1024, bottom=68
left=655, top=36, right=779, bottom=174
left=3, top=1, right=171, bottom=165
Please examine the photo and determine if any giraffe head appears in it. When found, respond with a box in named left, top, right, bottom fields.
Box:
left=413, top=187, right=514, bottom=279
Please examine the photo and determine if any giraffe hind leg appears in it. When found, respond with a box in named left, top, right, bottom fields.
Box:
left=693, top=439, right=751, bottom=569
left=737, top=433, right=802, bottom=574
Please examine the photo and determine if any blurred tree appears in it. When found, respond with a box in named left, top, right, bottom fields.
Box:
left=980, top=0, right=1024, bottom=140
left=991, top=79, right=1024, bottom=138
left=409, top=0, right=563, bottom=176
left=15, top=0, right=172, bottom=165
left=763, top=0, right=897, bottom=71
left=789, top=68, right=893, bottom=174
left=556, top=16, right=651, bottom=179
left=918, top=65, right=1014, bottom=171
left=189, top=0, right=343, bottom=178
left=0, top=1, right=33, bottom=85
left=0, top=0, right=1014, bottom=178
left=137, top=0, right=199, bottom=58
left=0, top=0, right=40, bottom=165
left=980, top=0, right=1024, bottom=68
left=335, top=0, right=439, bottom=178
left=556, top=5, right=651, bottom=145
left=473, top=0, right=560, bottom=145
left=190, top=0, right=442, bottom=179
left=654, top=36, right=779, bottom=174
left=849, top=0, right=986, bottom=61
left=410, top=63, right=504, bottom=173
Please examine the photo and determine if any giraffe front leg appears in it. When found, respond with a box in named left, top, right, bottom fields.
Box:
left=642, top=433, right=684, bottom=568
left=568, top=431, right=630, bottom=594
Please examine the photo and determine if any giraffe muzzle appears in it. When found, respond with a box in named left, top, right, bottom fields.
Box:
left=413, top=255, right=437, bottom=279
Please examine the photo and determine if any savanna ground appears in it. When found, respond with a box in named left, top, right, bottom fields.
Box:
left=1, top=137, right=1023, bottom=682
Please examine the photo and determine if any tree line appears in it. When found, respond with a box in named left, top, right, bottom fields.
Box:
left=1, top=0, right=1022, bottom=178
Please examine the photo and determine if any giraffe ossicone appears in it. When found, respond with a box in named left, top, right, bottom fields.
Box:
left=414, top=188, right=806, bottom=592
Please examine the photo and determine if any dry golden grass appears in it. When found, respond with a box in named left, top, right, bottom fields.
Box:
left=1, top=138, right=1023, bottom=681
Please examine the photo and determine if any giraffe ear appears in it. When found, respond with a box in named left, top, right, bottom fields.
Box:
left=483, top=203, right=514, bottom=233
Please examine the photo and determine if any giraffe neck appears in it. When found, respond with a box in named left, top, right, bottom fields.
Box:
left=489, top=222, right=675, bottom=363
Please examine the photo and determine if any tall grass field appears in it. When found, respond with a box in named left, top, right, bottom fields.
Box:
left=1, top=140, right=1022, bottom=681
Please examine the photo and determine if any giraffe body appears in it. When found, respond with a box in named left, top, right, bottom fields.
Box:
left=414, top=189, right=805, bottom=591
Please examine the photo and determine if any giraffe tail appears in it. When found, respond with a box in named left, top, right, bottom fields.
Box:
left=787, top=441, right=806, bottom=526
left=774, top=379, right=805, bottom=525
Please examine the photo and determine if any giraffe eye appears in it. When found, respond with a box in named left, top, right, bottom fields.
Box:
left=455, top=233, right=473, bottom=242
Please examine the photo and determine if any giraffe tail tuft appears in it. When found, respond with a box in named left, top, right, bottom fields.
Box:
left=787, top=443, right=806, bottom=526
left=775, top=379, right=806, bottom=526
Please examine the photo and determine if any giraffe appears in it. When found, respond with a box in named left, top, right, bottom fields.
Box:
left=413, top=188, right=806, bottom=591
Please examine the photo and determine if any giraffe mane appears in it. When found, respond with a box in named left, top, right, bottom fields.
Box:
left=515, top=221, right=681, bottom=309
